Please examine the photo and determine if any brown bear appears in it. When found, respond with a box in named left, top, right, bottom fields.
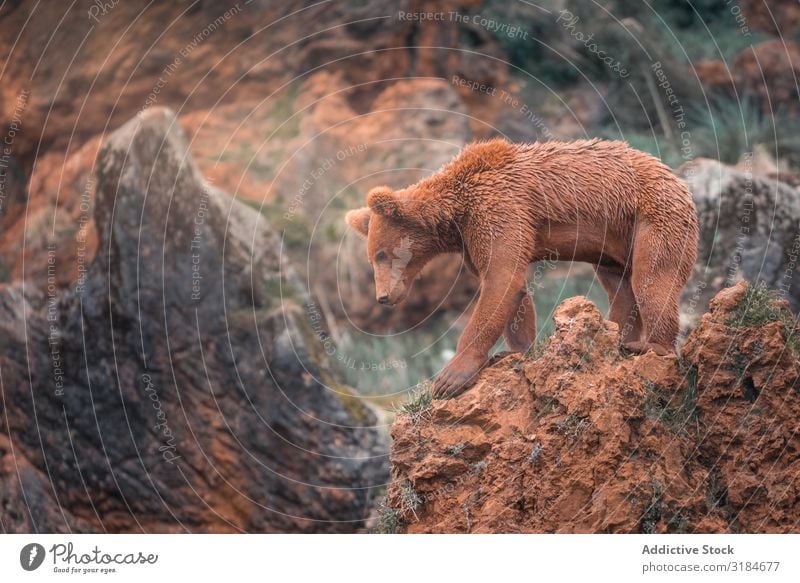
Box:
left=346, top=139, right=698, bottom=397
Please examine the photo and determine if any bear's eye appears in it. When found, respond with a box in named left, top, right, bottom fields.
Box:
left=375, top=250, right=388, bottom=262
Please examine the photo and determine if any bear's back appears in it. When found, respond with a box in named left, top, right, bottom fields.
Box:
left=514, top=139, right=694, bottom=228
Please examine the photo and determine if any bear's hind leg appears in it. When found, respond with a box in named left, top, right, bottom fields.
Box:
left=596, top=265, right=641, bottom=345
left=628, top=224, right=688, bottom=355
left=504, top=287, right=537, bottom=353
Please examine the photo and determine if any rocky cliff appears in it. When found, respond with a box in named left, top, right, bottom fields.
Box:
left=384, top=282, right=799, bottom=533
left=0, top=107, right=387, bottom=533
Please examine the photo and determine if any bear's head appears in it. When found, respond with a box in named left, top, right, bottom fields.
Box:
left=345, top=185, right=448, bottom=306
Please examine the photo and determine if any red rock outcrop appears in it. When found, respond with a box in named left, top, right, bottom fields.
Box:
left=741, top=0, right=800, bottom=37
left=695, top=40, right=800, bottom=114
left=386, top=282, right=800, bottom=533
left=733, top=40, right=800, bottom=114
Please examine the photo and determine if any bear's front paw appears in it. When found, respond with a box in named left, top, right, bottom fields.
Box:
left=623, top=341, right=674, bottom=357
left=432, top=353, right=486, bottom=399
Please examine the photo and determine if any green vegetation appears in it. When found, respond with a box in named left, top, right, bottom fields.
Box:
left=535, top=394, right=562, bottom=419
left=705, top=471, right=728, bottom=511
left=641, top=479, right=691, bottom=533
left=268, top=84, right=301, bottom=141
left=241, top=199, right=312, bottom=258
left=641, top=479, right=664, bottom=534
left=728, top=282, right=800, bottom=353
left=398, top=481, right=423, bottom=520
left=555, top=413, right=590, bottom=442
left=644, top=377, right=699, bottom=434
left=327, top=265, right=616, bottom=402
left=260, top=274, right=301, bottom=305
left=479, top=0, right=795, bottom=168
left=335, top=316, right=461, bottom=397
left=373, top=498, right=401, bottom=534
left=397, top=383, right=433, bottom=424
left=688, top=96, right=800, bottom=164
left=666, top=510, right=690, bottom=534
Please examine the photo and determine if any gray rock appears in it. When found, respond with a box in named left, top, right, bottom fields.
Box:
left=677, top=157, right=800, bottom=322
left=0, top=107, right=387, bottom=533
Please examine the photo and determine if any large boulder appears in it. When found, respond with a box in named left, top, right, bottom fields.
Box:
left=0, top=107, right=388, bottom=533
left=385, top=282, right=800, bottom=533
left=677, top=157, right=800, bottom=319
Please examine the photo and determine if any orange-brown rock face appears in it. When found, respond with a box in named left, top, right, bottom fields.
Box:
left=693, top=40, right=800, bottom=114
left=733, top=40, right=800, bottom=114
left=742, top=0, right=800, bottom=36
left=387, top=282, right=800, bottom=533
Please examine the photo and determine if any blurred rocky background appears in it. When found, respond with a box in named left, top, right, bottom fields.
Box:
left=0, top=0, right=799, bottom=532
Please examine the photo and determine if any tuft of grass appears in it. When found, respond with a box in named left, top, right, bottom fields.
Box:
left=641, top=480, right=690, bottom=533
left=535, top=394, right=562, bottom=419
left=444, top=442, right=466, bottom=456
left=641, top=480, right=664, bottom=534
left=555, top=414, right=590, bottom=442
left=396, top=383, right=433, bottom=424
left=667, top=510, right=690, bottom=534
left=727, top=282, right=800, bottom=353
left=644, top=379, right=698, bottom=434
left=689, top=95, right=800, bottom=165
left=373, top=497, right=400, bottom=534
left=706, top=472, right=728, bottom=512
left=376, top=508, right=399, bottom=534
left=462, top=487, right=482, bottom=532
left=683, top=366, right=700, bottom=427
left=729, top=282, right=785, bottom=327
left=399, top=481, right=422, bottom=520
left=525, top=338, right=549, bottom=361
left=527, top=442, right=543, bottom=464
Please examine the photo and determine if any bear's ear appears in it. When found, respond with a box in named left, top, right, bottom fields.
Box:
left=345, top=207, right=371, bottom=237
left=366, top=186, right=402, bottom=219
left=366, top=184, right=450, bottom=230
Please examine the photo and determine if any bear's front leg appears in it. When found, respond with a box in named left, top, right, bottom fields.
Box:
left=504, top=287, right=536, bottom=353
left=432, top=268, right=527, bottom=398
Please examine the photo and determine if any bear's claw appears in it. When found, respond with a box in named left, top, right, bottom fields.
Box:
left=431, top=355, right=485, bottom=398
left=622, top=341, right=674, bottom=356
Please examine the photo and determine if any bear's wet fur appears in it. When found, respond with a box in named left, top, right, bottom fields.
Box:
left=346, top=139, right=699, bottom=397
